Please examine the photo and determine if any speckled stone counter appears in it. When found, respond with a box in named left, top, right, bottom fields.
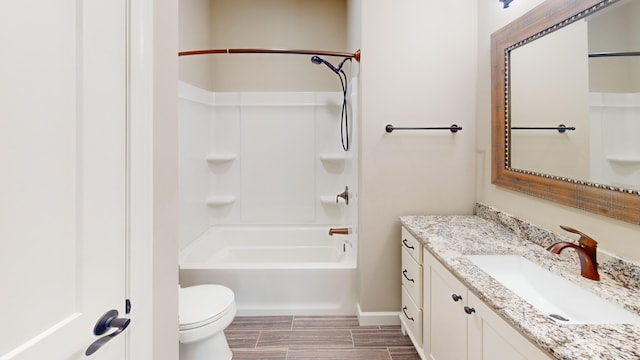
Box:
left=400, top=203, right=640, bottom=360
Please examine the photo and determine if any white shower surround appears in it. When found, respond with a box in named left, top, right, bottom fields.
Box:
left=589, top=92, right=640, bottom=190
left=179, top=225, right=357, bottom=316
left=178, top=81, right=355, bottom=247
left=178, top=81, right=358, bottom=315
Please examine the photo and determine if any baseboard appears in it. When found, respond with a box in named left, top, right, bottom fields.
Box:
left=356, top=304, right=401, bottom=326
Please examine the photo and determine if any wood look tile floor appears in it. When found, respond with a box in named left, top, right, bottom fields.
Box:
left=224, top=316, right=421, bottom=360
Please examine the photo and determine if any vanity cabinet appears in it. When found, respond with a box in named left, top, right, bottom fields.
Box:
left=423, top=249, right=552, bottom=360
left=400, top=227, right=423, bottom=350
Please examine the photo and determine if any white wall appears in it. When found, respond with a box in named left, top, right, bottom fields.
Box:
left=509, top=20, right=590, bottom=180
left=128, top=0, right=179, bottom=358
left=587, top=0, right=640, bottom=93
left=179, top=0, right=212, bottom=90
left=358, top=0, right=478, bottom=312
left=346, top=0, right=362, bottom=246
left=476, top=0, right=640, bottom=263
left=209, top=0, right=348, bottom=92
left=179, top=0, right=349, bottom=92
left=152, top=0, right=180, bottom=356
left=632, top=1, right=640, bottom=92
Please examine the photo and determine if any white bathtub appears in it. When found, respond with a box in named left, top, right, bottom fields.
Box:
left=179, top=225, right=357, bottom=316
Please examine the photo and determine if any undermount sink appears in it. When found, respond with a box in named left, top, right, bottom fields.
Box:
left=465, top=255, right=640, bottom=325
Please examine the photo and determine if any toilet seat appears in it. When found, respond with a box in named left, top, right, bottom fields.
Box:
left=179, top=284, right=235, bottom=331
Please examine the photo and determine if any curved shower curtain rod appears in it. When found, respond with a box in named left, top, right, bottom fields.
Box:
left=179, top=48, right=361, bottom=62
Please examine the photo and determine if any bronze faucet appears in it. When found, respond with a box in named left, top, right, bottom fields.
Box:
left=546, top=225, right=600, bottom=281
left=329, top=227, right=350, bottom=236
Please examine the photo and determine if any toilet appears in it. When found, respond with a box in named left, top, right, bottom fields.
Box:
left=179, top=284, right=236, bottom=360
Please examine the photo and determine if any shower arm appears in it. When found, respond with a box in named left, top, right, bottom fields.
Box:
left=179, top=48, right=361, bottom=62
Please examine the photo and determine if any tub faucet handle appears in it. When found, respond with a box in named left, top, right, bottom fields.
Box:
left=336, top=186, right=350, bottom=205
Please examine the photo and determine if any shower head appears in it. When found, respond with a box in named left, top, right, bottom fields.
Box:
left=310, top=55, right=352, bottom=152
left=310, top=55, right=340, bottom=74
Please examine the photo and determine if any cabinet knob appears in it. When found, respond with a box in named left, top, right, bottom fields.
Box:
left=464, top=306, right=476, bottom=315
left=451, top=294, right=462, bottom=302
left=402, top=269, right=415, bottom=283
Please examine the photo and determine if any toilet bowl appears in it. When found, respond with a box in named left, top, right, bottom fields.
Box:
left=179, top=284, right=236, bottom=360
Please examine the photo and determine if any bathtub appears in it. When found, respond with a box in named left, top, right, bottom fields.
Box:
left=179, top=225, right=357, bottom=316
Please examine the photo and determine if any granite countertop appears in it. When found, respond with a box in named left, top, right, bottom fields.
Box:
left=400, top=204, right=640, bottom=360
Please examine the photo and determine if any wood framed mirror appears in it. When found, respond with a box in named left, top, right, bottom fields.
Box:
left=491, top=0, right=640, bottom=224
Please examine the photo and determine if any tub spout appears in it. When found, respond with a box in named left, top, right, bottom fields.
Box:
left=329, top=227, right=351, bottom=236
left=546, top=225, right=599, bottom=281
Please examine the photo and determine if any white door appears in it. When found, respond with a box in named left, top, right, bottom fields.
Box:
left=0, top=0, right=128, bottom=359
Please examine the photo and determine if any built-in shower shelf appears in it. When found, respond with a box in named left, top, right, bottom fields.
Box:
left=319, top=153, right=350, bottom=162
left=606, top=155, right=640, bottom=165
left=206, top=196, right=236, bottom=206
left=206, top=154, right=237, bottom=163
left=320, top=196, right=346, bottom=205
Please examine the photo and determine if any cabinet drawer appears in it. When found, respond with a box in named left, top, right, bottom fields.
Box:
left=401, top=227, right=422, bottom=263
left=401, top=287, right=423, bottom=345
left=402, top=248, right=422, bottom=304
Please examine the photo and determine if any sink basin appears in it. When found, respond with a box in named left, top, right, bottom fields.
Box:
left=465, top=255, right=640, bottom=325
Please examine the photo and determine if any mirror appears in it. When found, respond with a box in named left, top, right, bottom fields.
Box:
left=491, top=0, right=640, bottom=224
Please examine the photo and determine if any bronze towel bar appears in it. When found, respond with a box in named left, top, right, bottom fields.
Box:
left=385, top=124, right=463, bottom=133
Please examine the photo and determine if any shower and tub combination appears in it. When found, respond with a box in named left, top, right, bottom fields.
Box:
left=178, top=51, right=360, bottom=316
left=180, top=225, right=357, bottom=315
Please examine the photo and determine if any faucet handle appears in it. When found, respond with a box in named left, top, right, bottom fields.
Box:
left=560, top=225, right=597, bottom=248
left=336, top=186, right=350, bottom=205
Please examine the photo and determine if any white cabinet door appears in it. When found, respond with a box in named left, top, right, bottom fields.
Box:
left=424, top=250, right=552, bottom=360
left=425, top=252, right=468, bottom=360
left=1, top=0, right=127, bottom=358
left=467, top=292, right=551, bottom=360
